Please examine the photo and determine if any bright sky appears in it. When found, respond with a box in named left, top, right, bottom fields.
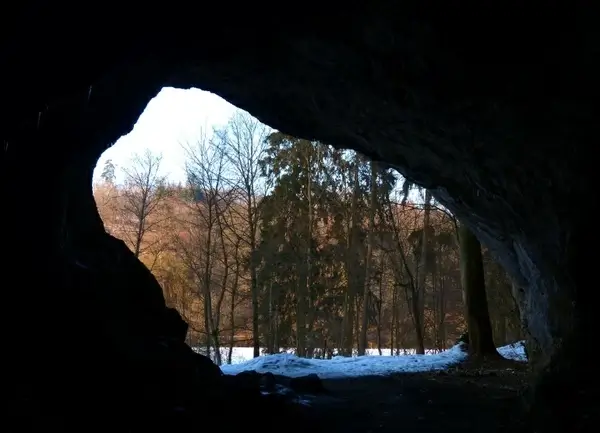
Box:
left=91, top=86, right=419, bottom=202
left=92, top=87, right=240, bottom=185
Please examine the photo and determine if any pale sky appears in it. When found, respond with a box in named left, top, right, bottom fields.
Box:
left=91, top=87, right=417, bottom=202
left=92, top=87, right=240, bottom=184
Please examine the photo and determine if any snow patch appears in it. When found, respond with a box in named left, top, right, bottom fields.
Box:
left=220, top=344, right=468, bottom=379
left=497, top=340, right=527, bottom=362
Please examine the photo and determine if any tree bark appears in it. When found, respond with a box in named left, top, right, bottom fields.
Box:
left=358, top=161, right=377, bottom=355
left=458, top=224, right=499, bottom=358
left=341, top=159, right=361, bottom=356
left=415, top=189, right=432, bottom=354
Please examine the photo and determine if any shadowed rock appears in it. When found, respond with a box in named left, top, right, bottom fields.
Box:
left=2, top=1, right=597, bottom=430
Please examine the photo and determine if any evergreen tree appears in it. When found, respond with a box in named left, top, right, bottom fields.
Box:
left=100, top=159, right=116, bottom=185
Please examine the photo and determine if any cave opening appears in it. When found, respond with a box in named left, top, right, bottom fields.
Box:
left=88, top=85, right=530, bottom=431
left=4, top=2, right=597, bottom=431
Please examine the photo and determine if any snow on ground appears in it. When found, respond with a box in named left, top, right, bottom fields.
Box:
left=195, top=347, right=454, bottom=365
left=496, top=340, right=527, bottom=362
left=219, top=345, right=468, bottom=378
left=204, top=341, right=528, bottom=379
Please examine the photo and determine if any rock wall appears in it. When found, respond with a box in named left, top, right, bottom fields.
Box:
left=2, top=1, right=597, bottom=430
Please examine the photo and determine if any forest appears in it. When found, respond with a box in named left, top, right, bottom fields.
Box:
left=93, top=110, right=522, bottom=365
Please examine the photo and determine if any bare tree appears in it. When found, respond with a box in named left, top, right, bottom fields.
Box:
left=226, top=238, right=242, bottom=364
left=176, top=133, right=234, bottom=365
left=381, top=191, right=426, bottom=354
left=214, top=111, right=271, bottom=358
left=118, top=150, right=169, bottom=259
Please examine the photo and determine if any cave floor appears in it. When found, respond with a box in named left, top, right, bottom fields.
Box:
left=304, top=359, right=529, bottom=433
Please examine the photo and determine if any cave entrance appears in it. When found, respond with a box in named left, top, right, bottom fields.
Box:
left=5, top=4, right=594, bottom=430
left=83, top=83, right=534, bottom=433
left=91, top=86, right=524, bottom=369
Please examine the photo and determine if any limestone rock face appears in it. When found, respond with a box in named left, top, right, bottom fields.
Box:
left=1, top=1, right=597, bottom=430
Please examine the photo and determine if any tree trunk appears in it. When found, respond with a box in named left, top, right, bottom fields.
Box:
left=202, top=208, right=216, bottom=361
left=355, top=297, right=361, bottom=351
left=340, top=288, right=354, bottom=356
left=249, top=194, right=260, bottom=358
left=267, top=280, right=274, bottom=354
left=296, top=281, right=307, bottom=357
left=250, top=265, right=260, bottom=358
left=228, top=262, right=238, bottom=364
left=458, top=224, right=499, bottom=358
left=358, top=161, right=377, bottom=356
left=341, top=158, right=361, bottom=356
left=415, top=189, right=432, bottom=354
left=410, top=293, right=426, bottom=355
left=390, top=278, right=396, bottom=354
left=212, top=329, right=222, bottom=365
left=377, top=269, right=384, bottom=356
left=438, top=276, right=447, bottom=350
left=203, top=285, right=211, bottom=359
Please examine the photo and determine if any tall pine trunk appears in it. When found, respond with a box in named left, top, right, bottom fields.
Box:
left=341, top=159, right=361, bottom=356
left=358, top=161, right=377, bottom=355
left=414, top=189, right=432, bottom=354
left=458, top=224, right=499, bottom=358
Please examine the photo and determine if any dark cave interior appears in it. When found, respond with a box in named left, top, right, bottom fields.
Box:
left=1, top=1, right=597, bottom=431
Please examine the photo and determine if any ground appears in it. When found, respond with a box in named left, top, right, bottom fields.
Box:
left=313, top=359, right=529, bottom=433
left=217, top=343, right=529, bottom=433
